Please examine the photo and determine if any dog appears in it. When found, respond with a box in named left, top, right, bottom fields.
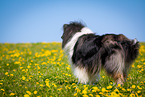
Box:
left=61, top=22, right=139, bottom=85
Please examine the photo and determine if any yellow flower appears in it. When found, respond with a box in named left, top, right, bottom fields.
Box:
left=137, top=86, right=142, bottom=89
left=1, top=89, right=5, bottom=91
left=122, top=88, right=126, bottom=91
left=132, top=85, right=136, bottom=89
left=26, top=91, right=31, bottom=95
left=89, top=94, right=93, bottom=97
left=36, top=82, right=39, bottom=84
left=137, top=90, right=141, bottom=93
left=71, top=83, right=75, bottom=85
left=7, top=63, right=9, bottom=66
left=102, top=88, right=106, bottom=92
left=76, top=88, right=81, bottom=93
left=57, top=88, right=62, bottom=91
left=24, top=94, right=30, bottom=97
left=110, top=92, right=120, bottom=97
left=74, top=93, right=77, bottom=96
left=27, top=65, right=31, bottom=68
left=83, top=94, right=88, bottom=97
left=20, top=67, right=23, bottom=69
left=127, top=89, right=131, bottom=92
left=137, top=65, right=142, bottom=68
left=5, top=72, right=8, bottom=75
left=40, top=84, right=43, bottom=87
left=117, top=84, right=121, bottom=87
left=129, top=93, right=135, bottom=97
left=22, top=76, right=26, bottom=80
left=37, top=66, right=40, bottom=69
left=132, top=65, right=135, bottom=67
left=66, top=67, right=70, bottom=70
left=82, top=90, right=87, bottom=94
left=102, top=76, right=105, bottom=78
left=107, top=85, right=112, bottom=89
left=92, top=86, right=100, bottom=92
left=114, top=89, right=119, bottom=92
left=10, top=93, right=15, bottom=96
left=34, top=91, right=37, bottom=94
left=10, top=74, right=14, bottom=76
left=96, top=95, right=100, bottom=97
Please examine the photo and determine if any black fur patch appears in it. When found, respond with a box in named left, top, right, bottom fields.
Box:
left=61, top=22, right=85, bottom=48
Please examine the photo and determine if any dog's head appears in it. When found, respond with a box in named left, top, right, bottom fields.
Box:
left=61, top=22, right=85, bottom=48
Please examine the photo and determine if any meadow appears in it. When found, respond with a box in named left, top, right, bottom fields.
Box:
left=0, top=42, right=145, bottom=97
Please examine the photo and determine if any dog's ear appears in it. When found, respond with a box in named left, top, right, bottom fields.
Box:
left=63, top=24, right=68, bottom=29
left=132, top=38, right=139, bottom=45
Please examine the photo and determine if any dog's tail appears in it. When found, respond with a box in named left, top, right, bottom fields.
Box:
left=120, top=38, right=139, bottom=64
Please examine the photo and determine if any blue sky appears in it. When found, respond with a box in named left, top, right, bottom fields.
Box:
left=0, top=0, right=145, bottom=43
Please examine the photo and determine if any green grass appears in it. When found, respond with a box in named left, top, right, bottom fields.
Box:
left=0, top=42, right=145, bottom=97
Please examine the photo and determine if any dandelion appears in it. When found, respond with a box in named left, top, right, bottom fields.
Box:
left=10, top=74, right=14, bottom=76
left=1, top=89, right=5, bottom=91
left=122, top=88, right=126, bottom=91
left=89, top=94, right=93, bottom=97
left=137, top=90, right=141, bottom=94
left=5, top=72, right=8, bottom=75
left=83, top=94, right=88, bottom=97
left=131, top=85, right=136, bottom=89
left=40, top=84, right=43, bottom=87
left=57, top=88, right=62, bottom=91
left=34, top=91, right=37, bottom=94
left=127, top=89, right=131, bottom=92
left=10, top=93, right=15, bottom=96
left=117, top=84, right=121, bottom=87
left=37, top=66, right=40, bottom=69
left=137, top=86, right=142, bottom=89
left=129, top=93, right=135, bottom=97
left=24, top=94, right=30, bottom=97
left=82, top=89, right=87, bottom=94
left=102, top=88, right=106, bottom=92
left=22, top=76, right=26, bottom=80
left=110, top=92, right=120, bottom=97
left=20, top=67, right=23, bottom=69
left=102, top=76, right=105, bottom=78
left=26, top=91, right=31, bottom=95
left=114, top=89, right=119, bottom=93
left=66, top=67, right=70, bottom=70
left=76, top=88, right=81, bottom=93
left=96, top=95, right=100, bottom=97
left=74, top=93, right=77, bottom=96
left=137, top=65, right=142, bottom=68
left=107, top=85, right=112, bottom=89
left=27, top=65, right=31, bottom=68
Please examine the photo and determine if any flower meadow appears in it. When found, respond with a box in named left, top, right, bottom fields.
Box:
left=0, top=42, right=145, bottom=97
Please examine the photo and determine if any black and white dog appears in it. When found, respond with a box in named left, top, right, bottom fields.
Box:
left=61, top=22, right=139, bottom=85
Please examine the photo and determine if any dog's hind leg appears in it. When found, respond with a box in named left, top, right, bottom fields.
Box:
left=103, top=50, right=125, bottom=85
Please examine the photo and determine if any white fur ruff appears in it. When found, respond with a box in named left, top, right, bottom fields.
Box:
left=63, top=27, right=95, bottom=84
left=63, top=27, right=94, bottom=64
